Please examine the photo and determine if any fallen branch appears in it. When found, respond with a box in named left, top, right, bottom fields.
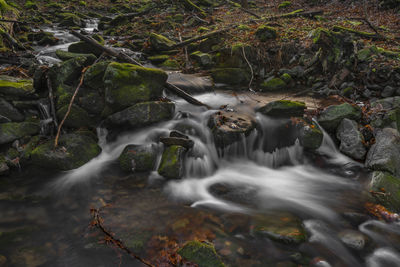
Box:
left=265, top=9, right=323, bottom=20
left=46, top=74, right=58, bottom=134
left=171, top=27, right=231, bottom=49
left=242, top=46, right=253, bottom=90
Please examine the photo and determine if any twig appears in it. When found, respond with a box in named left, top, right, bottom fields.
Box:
left=90, top=208, right=155, bottom=267
left=241, top=46, right=254, bottom=90
left=46, top=73, right=58, bottom=134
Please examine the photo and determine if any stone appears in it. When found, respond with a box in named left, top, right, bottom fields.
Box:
left=0, top=75, right=34, bottom=98
left=30, top=134, right=101, bottom=171
left=260, top=77, right=286, bottom=91
left=147, top=55, right=169, bottom=64
left=103, top=62, right=167, bottom=111
left=149, top=33, right=176, bottom=51
left=0, top=155, right=9, bottom=176
left=255, top=25, right=278, bottom=42
left=211, top=68, right=250, bottom=86
left=190, top=51, right=213, bottom=68
left=365, top=128, right=400, bottom=176
left=160, top=137, right=194, bottom=149
left=58, top=13, right=83, bottom=27
left=299, top=123, right=323, bottom=150
left=257, top=100, right=306, bottom=118
left=106, top=101, right=175, bottom=129
left=68, top=41, right=103, bottom=57
left=0, top=98, right=24, bottom=122
left=83, top=61, right=111, bottom=91
left=167, top=73, right=213, bottom=94
left=158, top=145, right=186, bottom=179
left=56, top=104, right=92, bottom=128
left=55, top=50, right=96, bottom=65
left=381, top=86, right=395, bottom=98
left=178, top=241, right=225, bottom=267
left=0, top=122, right=40, bottom=145
left=371, top=108, right=400, bottom=132
left=336, top=119, right=366, bottom=160
left=339, top=230, right=368, bottom=250
left=317, top=103, right=362, bottom=131
left=367, top=171, right=400, bottom=212
left=48, top=56, right=89, bottom=89
left=118, top=144, right=158, bottom=172
left=78, top=91, right=105, bottom=115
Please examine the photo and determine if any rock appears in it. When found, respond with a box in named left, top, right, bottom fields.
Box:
left=371, top=108, right=400, bottom=132
left=367, top=171, right=400, bottom=212
left=103, top=62, right=167, bottom=111
left=0, top=155, right=9, bottom=176
left=0, top=75, right=34, bottom=98
left=190, top=51, right=213, bottom=68
left=78, top=91, right=105, bottom=115
left=83, top=61, right=111, bottom=91
left=252, top=213, right=307, bottom=244
left=365, top=128, right=400, bottom=176
left=55, top=50, right=96, bottom=65
left=106, top=101, right=175, bottom=129
left=158, top=145, right=186, bottom=179
left=208, top=110, right=256, bottom=148
left=48, top=56, right=89, bottom=89
left=381, top=86, right=395, bottom=98
left=255, top=25, right=278, bottom=42
left=260, top=77, right=286, bottom=91
left=147, top=55, right=169, bottom=64
left=178, top=241, right=224, bottom=267
left=31, top=134, right=101, bottom=171
left=211, top=68, right=250, bottom=86
left=0, top=122, right=40, bottom=145
left=371, top=96, right=400, bottom=110
left=0, top=98, right=24, bottom=122
left=149, top=33, right=176, bottom=51
left=257, top=100, right=306, bottom=118
left=58, top=13, right=83, bottom=27
left=160, top=59, right=180, bottom=70
left=56, top=104, right=92, bottom=128
left=299, top=122, right=323, bottom=150
left=160, top=137, right=194, bottom=149
left=167, top=73, right=213, bottom=94
left=68, top=41, right=103, bottom=57
left=336, top=119, right=366, bottom=160
left=317, top=103, right=362, bottom=131
left=339, top=230, right=368, bottom=250
left=118, top=144, right=158, bottom=172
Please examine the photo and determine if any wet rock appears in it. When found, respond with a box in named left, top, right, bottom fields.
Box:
left=0, top=122, right=40, bottom=145
left=68, top=34, right=104, bottom=56
left=158, top=145, right=186, bottom=179
left=208, top=110, right=256, bottom=148
left=48, top=56, right=89, bottom=89
left=260, top=77, right=287, bottom=92
left=31, top=133, right=101, bottom=171
left=257, top=100, right=306, bottom=118
left=58, top=13, right=83, bottom=27
left=167, top=73, right=213, bottom=94
left=190, top=51, right=213, bottom=68
left=147, top=54, right=169, bottom=64
left=56, top=104, right=92, bottom=128
left=368, top=171, right=400, bottom=212
left=103, top=62, right=167, bottom=111
left=149, top=32, right=176, bottom=51
left=160, top=137, right=194, bottom=149
left=83, top=60, right=111, bottom=91
left=299, top=122, right=323, bottom=150
left=336, top=119, right=366, bottom=160
left=0, top=75, right=34, bottom=99
left=365, top=128, right=400, bottom=176
left=118, top=144, right=158, bottom=172
left=178, top=241, right=225, bottom=267
left=339, top=230, right=368, bottom=250
left=317, top=103, right=362, bottom=131
left=55, top=50, right=96, bottom=65
left=0, top=98, right=24, bottom=122
left=252, top=213, right=307, bottom=244
left=28, top=31, right=58, bottom=46
left=211, top=68, right=250, bottom=86
left=255, top=25, right=278, bottom=42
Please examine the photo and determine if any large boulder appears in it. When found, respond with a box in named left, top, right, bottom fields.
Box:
left=30, top=133, right=101, bottom=170
left=118, top=144, right=158, bottom=172
left=257, top=100, right=306, bottom=118
left=103, top=62, right=168, bottom=111
left=367, top=171, right=400, bottom=212
left=68, top=34, right=105, bottom=57
left=0, top=98, right=24, bottom=122
left=157, top=145, right=186, bottom=179
left=178, top=241, right=225, bottom=267
left=0, top=76, right=35, bottom=98
left=0, top=122, right=40, bottom=145
left=48, top=56, right=89, bottom=89
left=336, top=119, right=366, bottom=160
left=56, top=104, right=92, bottom=128
left=105, top=101, right=175, bottom=129
left=83, top=61, right=111, bottom=91
left=149, top=33, right=176, bottom=51
left=318, top=103, right=362, bottom=131
left=365, top=128, right=400, bottom=176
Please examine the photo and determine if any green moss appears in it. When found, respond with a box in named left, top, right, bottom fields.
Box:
left=0, top=75, right=34, bottom=97
left=149, top=32, right=176, bottom=51
left=24, top=0, right=37, bottom=9
left=332, top=25, right=377, bottom=38
left=197, top=26, right=209, bottom=33
left=237, top=24, right=251, bottom=31
left=148, top=55, right=169, bottom=64
left=318, top=103, right=362, bottom=131
left=118, top=144, right=156, bottom=172
left=79, top=0, right=86, bottom=6
left=368, top=171, right=400, bottom=212
left=278, top=1, right=291, bottom=8
left=56, top=104, right=92, bottom=128
left=83, top=61, right=111, bottom=91
left=160, top=59, right=180, bottom=70
left=158, top=145, right=186, bottom=179
left=260, top=78, right=286, bottom=91
left=0, top=122, right=40, bottom=145
left=255, top=25, right=278, bottom=42
left=280, top=73, right=292, bottom=83
left=178, top=241, right=224, bottom=267
left=299, top=122, right=323, bottom=150
left=211, top=68, right=250, bottom=86
left=258, top=100, right=306, bottom=117
left=55, top=50, right=96, bottom=64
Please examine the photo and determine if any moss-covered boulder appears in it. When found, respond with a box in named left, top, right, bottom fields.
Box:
left=260, top=77, right=286, bottom=91
left=58, top=13, right=83, bottom=27
left=30, top=133, right=101, bottom=170
left=78, top=90, right=105, bottom=115
left=211, top=68, right=250, bottom=86
left=56, top=104, right=92, bottom=128
left=103, top=62, right=167, bottom=111
left=118, top=144, right=157, bottom=172
left=149, top=33, right=176, bottom=51
left=83, top=61, right=111, bottom=91
left=178, top=241, right=225, bottom=267
left=317, top=103, right=362, bottom=131
left=367, top=171, right=400, bottom=212
left=258, top=100, right=306, bottom=118
left=299, top=122, right=323, bottom=150
left=27, top=31, right=59, bottom=46
left=0, top=98, right=24, bottom=122
left=106, top=101, right=175, bottom=129
left=190, top=51, right=213, bottom=68
left=158, top=145, right=186, bottom=179
left=55, top=50, right=96, bottom=65
left=0, top=76, right=34, bottom=98
left=255, top=25, right=278, bottom=42
left=48, top=56, right=89, bottom=89
left=0, top=122, right=40, bottom=145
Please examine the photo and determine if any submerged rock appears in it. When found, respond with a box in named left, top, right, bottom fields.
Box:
left=317, top=103, right=362, bottom=131
left=118, top=144, right=158, bottom=172
left=178, top=241, right=225, bottom=267
left=0, top=98, right=24, bottom=122
left=368, top=171, right=400, bottom=212
left=31, top=133, right=101, bottom=170
left=258, top=100, right=306, bottom=118
left=0, top=75, right=34, bottom=98
left=365, top=128, right=400, bottom=176
left=0, top=122, right=40, bottom=145
left=149, top=32, right=176, bottom=51
left=336, top=119, right=366, bottom=160
left=158, top=145, right=186, bottom=179
left=339, top=230, right=368, bottom=251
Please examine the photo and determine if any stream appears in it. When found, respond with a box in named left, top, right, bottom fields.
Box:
left=1, top=21, right=400, bottom=267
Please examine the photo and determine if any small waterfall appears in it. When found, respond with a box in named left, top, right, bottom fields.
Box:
left=83, top=19, right=99, bottom=32
left=38, top=100, right=53, bottom=136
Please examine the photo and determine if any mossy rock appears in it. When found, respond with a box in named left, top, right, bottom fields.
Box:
left=118, top=144, right=157, bottom=172
left=260, top=78, right=286, bottom=91
left=58, top=13, right=83, bottom=27
left=190, top=51, right=213, bottom=68
left=368, top=171, right=400, bottom=212
left=280, top=73, right=292, bottom=84
left=78, top=91, right=105, bottom=115
left=178, top=241, right=225, bottom=267
left=211, top=68, right=250, bottom=86
left=278, top=1, right=291, bottom=8
left=158, top=145, right=186, bottom=179
left=30, top=133, right=101, bottom=171
left=147, top=55, right=169, bottom=64
left=55, top=50, right=96, bottom=65
left=83, top=61, right=111, bottom=91
left=68, top=41, right=102, bottom=57
left=257, top=100, right=306, bottom=118
left=160, top=59, right=180, bottom=70
left=0, top=122, right=40, bottom=145
left=149, top=32, right=176, bottom=51
left=48, top=56, right=89, bottom=89
left=255, top=25, right=278, bottom=42
left=299, top=122, right=323, bottom=150
left=0, top=97, right=24, bottom=122
left=103, top=62, right=167, bottom=111
left=56, top=104, right=92, bottom=128
left=318, top=103, right=362, bottom=131
left=0, top=75, right=34, bottom=98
